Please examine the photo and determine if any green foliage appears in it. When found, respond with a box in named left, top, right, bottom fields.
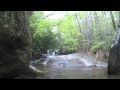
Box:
left=30, top=11, right=59, bottom=53
left=56, top=12, right=81, bottom=54
left=32, top=28, right=58, bottom=53
left=91, top=41, right=105, bottom=51
left=30, top=11, right=118, bottom=55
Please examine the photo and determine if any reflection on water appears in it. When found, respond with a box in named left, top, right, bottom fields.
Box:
left=36, top=66, right=120, bottom=79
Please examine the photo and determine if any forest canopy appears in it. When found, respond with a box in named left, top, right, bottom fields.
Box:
left=30, top=11, right=119, bottom=55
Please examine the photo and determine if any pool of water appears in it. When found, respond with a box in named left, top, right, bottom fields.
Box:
left=32, top=53, right=120, bottom=79
left=36, top=66, right=120, bottom=79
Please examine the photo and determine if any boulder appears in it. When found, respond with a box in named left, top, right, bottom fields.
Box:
left=0, top=11, right=32, bottom=79
left=108, top=13, right=120, bottom=74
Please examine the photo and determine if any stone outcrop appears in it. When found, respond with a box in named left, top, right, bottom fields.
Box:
left=108, top=12, right=120, bottom=74
left=0, top=11, right=32, bottom=78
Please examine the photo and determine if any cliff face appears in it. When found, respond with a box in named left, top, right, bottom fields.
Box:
left=0, top=11, right=32, bottom=78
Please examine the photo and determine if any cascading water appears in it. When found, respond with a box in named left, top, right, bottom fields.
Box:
left=31, top=53, right=107, bottom=68
left=34, top=53, right=108, bottom=79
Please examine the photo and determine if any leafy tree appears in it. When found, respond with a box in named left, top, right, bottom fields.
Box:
left=30, top=11, right=59, bottom=53
left=30, top=11, right=119, bottom=56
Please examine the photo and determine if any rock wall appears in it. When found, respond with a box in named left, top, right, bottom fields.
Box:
left=108, top=12, right=120, bottom=74
left=0, top=11, right=32, bottom=78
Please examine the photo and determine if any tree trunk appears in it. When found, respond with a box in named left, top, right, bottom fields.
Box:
left=74, top=12, right=84, bottom=52
left=93, top=52, right=98, bottom=65
left=94, top=11, right=103, bottom=40
left=0, top=11, right=32, bottom=79
left=108, top=11, right=120, bottom=74
left=110, top=11, right=116, bottom=31
left=74, top=12, right=82, bottom=33
left=103, top=11, right=110, bottom=30
left=85, top=11, right=92, bottom=51
left=89, top=12, right=94, bottom=43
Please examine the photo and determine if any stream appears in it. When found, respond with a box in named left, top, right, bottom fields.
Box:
left=31, top=53, right=120, bottom=79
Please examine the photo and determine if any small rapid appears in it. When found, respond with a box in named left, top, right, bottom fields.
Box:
left=31, top=53, right=107, bottom=68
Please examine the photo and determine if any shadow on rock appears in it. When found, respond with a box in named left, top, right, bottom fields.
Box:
left=15, top=65, right=45, bottom=79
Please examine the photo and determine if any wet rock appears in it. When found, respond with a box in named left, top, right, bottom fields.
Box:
left=89, top=65, right=97, bottom=67
left=15, top=65, right=44, bottom=79
left=32, top=52, right=42, bottom=60
left=42, top=54, right=48, bottom=58
left=30, top=58, right=46, bottom=66
left=14, top=75, right=32, bottom=79
left=30, top=60, right=41, bottom=66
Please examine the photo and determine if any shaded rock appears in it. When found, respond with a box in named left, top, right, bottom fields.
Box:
left=42, top=54, right=48, bottom=58
left=32, top=51, right=42, bottom=60
left=14, top=75, right=32, bottom=79
left=15, top=65, right=44, bottom=79
left=108, top=12, right=120, bottom=74
left=89, top=65, right=97, bottom=67
left=30, top=58, right=46, bottom=66
left=0, top=11, right=32, bottom=79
